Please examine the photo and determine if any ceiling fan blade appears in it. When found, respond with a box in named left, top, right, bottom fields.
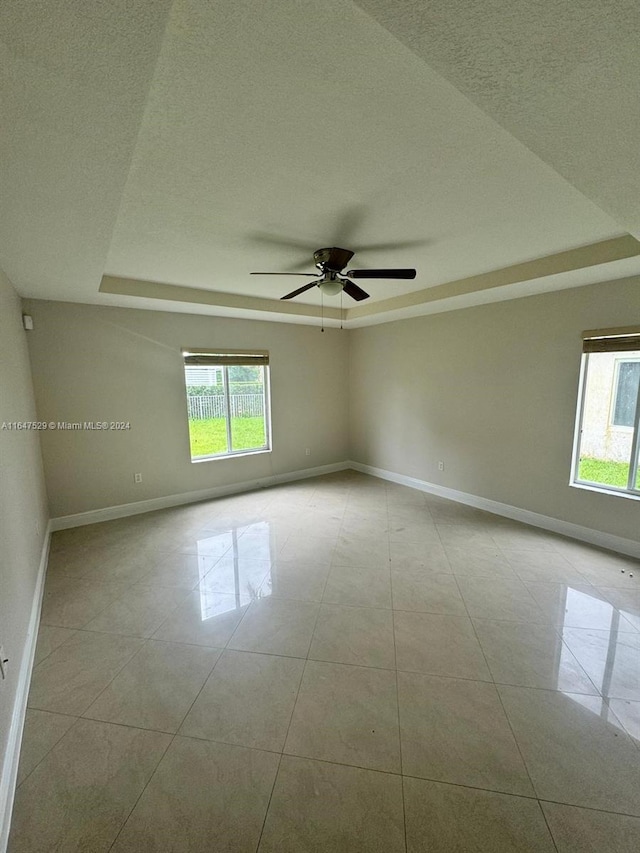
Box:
left=352, top=239, right=429, bottom=253
left=283, top=257, right=319, bottom=272
left=247, top=232, right=313, bottom=251
left=250, top=272, right=318, bottom=276
left=346, top=268, right=416, bottom=279
left=280, top=281, right=320, bottom=300
left=331, top=205, right=367, bottom=245
left=342, top=280, right=370, bottom=302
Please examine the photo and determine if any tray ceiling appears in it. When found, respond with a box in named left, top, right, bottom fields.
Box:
left=2, top=0, right=639, bottom=327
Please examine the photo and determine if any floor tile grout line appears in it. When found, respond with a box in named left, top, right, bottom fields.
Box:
left=78, top=635, right=155, bottom=721
left=253, top=560, right=330, bottom=853
left=31, top=636, right=635, bottom=704
left=537, top=799, right=561, bottom=853
left=106, top=731, right=177, bottom=853
left=254, top=753, right=284, bottom=852
left=171, top=644, right=226, bottom=740
left=30, top=624, right=80, bottom=670
left=555, top=633, right=604, bottom=698
left=30, top=630, right=149, bottom=720
left=386, top=494, right=408, bottom=853
left=450, top=568, right=541, bottom=800
left=599, top=697, right=640, bottom=750
left=13, top=712, right=81, bottom=792
left=33, top=627, right=637, bottom=696
left=304, top=546, right=335, bottom=665
left=28, top=708, right=640, bottom=822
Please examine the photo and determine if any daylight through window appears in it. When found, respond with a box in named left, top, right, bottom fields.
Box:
left=572, top=328, right=640, bottom=496
left=183, top=350, right=271, bottom=461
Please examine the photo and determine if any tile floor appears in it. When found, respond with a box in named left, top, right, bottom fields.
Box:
left=8, top=471, right=640, bottom=852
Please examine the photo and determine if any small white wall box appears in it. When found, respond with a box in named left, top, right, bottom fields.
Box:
left=22, top=314, right=34, bottom=330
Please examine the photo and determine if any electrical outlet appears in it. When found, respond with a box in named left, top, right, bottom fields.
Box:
left=134, top=473, right=143, bottom=484
left=305, top=448, right=311, bottom=456
left=0, top=646, right=8, bottom=680
left=438, top=461, right=445, bottom=471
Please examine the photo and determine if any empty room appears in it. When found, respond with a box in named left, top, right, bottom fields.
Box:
left=1, top=1, right=639, bottom=851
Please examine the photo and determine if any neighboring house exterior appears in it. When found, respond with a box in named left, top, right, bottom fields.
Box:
left=185, top=366, right=223, bottom=386
left=580, top=351, right=640, bottom=462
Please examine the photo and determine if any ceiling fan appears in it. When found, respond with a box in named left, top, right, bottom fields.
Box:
left=251, top=247, right=416, bottom=301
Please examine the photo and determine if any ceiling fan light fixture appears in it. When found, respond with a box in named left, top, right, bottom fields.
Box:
left=318, top=278, right=343, bottom=296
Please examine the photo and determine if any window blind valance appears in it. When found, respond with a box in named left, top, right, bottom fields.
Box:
left=183, top=349, right=269, bottom=366
left=582, top=327, right=640, bottom=354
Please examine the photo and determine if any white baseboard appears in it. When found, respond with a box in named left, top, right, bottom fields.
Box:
left=50, top=461, right=351, bottom=531
left=349, top=461, right=640, bottom=558
left=50, top=459, right=640, bottom=557
left=0, top=522, right=51, bottom=853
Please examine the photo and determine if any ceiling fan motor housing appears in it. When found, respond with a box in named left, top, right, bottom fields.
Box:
left=314, top=247, right=354, bottom=272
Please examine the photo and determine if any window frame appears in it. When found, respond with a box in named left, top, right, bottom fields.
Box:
left=182, top=349, right=272, bottom=463
left=571, top=335, right=640, bottom=498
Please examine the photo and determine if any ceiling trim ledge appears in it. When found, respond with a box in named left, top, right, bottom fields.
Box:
left=99, top=275, right=344, bottom=321
left=345, top=235, right=640, bottom=322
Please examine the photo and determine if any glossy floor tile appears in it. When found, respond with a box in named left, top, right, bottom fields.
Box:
left=32, top=624, right=77, bottom=665
left=403, top=777, right=556, bottom=852
left=456, top=576, right=545, bottom=622
left=83, top=639, right=221, bottom=732
left=607, top=697, right=640, bottom=741
left=111, top=737, right=279, bottom=853
left=40, top=577, right=130, bottom=629
left=285, top=659, right=401, bottom=772
left=398, top=671, right=533, bottom=795
left=498, top=686, right=640, bottom=815
left=10, top=472, right=640, bottom=851
left=472, top=618, right=599, bottom=693
left=393, top=610, right=492, bottom=680
left=391, top=569, right=466, bottom=615
left=151, top=588, right=251, bottom=647
left=261, top=559, right=329, bottom=601
left=309, top=603, right=396, bottom=668
left=541, top=801, right=640, bottom=852
left=524, top=581, right=639, bottom=632
left=227, top=596, right=319, bottom=657
left=443, top=544, right=515, bottom=578
left=259, top=756, right=405, bottom=852
left=82, top=583, right=191, bottom=637
left=323, top=562, right=392, bottom=608
left=561, top=626, right=640, bottom=700
left=9, top=719, right=170, bottom=853
left=28, top=630, right=145, bottom=715
left=15, top=709, right=76, bottom=786
left=180, top=649, right=304, bottom=750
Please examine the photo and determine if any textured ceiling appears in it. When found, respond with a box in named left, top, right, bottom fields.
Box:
left=1, top=0, right=638, bottom=326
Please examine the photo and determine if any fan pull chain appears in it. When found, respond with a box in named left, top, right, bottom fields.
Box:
left=321, top=289, right=324, bottom=332
left=340, top=288, right=343, bottom=330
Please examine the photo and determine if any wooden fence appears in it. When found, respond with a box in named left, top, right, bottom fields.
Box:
left=187, top=394, right=264, bottom=420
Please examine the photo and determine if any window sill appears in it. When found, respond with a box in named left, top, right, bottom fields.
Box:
left=191, top=448, right=272, bottom=464
left=570, top=481, right=640, bottom=502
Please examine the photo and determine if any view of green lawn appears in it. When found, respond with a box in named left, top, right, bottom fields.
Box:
left=578, top=458, right=634, bottom=488
left=189, top=416, right=266, bottom=457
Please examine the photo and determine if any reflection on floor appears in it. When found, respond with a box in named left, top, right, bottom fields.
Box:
left=9, top=471, right=640, bottom=852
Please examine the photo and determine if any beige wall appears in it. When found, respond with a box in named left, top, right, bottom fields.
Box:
left=0, top=271, right=49, bottom=799
left=23, top=301, right=350, bottom=518
left=348, top=277, right=640, bottom=543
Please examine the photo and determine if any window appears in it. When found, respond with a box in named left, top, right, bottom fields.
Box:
left=572, top=327, right=640, bottom=495
left=183, top=349, right=271, bottom=461
left=612, top=360, right=640, bottom=427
